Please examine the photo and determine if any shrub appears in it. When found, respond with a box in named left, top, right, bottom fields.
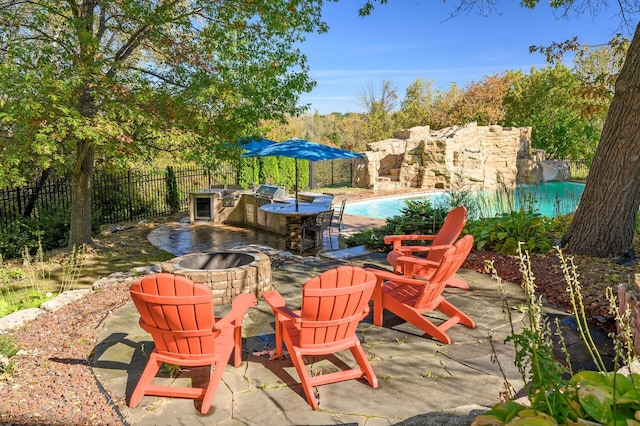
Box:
left=0, top=219, right=45, bottom=259
left=165, top=166, right=181, bottom=213
left=237, top=157, right=256, bottom=188
left=386, top=198, right=448, bottom=235
left=36, top=209, right=72, bottom=251
left=344, top=191, right=568, bottom=256
left=344, top=198, right=449, bottom=251
left=0, top=208, right=100, bottom=259
left=465, top=209, right=569, bottom=255
left=343, top=224, right=395, bottom=251
left=0, top=291, right=53, bottom=318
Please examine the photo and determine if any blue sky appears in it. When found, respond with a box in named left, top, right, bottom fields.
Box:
left=298, top=0, right=636, bottom=115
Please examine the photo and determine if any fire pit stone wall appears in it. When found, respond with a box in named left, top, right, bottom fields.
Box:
left=160, top=251, right=272, bottom=305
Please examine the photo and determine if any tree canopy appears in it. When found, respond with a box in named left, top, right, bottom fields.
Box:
left=0, top=0, right=333, bottom=244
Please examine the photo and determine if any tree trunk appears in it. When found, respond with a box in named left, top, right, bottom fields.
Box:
left=68, top=139, right=95, bottom=247
left=22, top=167, right=51, bottom=218
left=563, top=22, right=640, bottom=257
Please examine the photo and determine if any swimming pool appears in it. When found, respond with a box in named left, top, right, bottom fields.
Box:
left=343, top=182, right=585, bottom=219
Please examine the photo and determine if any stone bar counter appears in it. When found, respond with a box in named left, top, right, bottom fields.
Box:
left=192, top=187, right=334, bottom=253
left=259, top=192, right=333, bottom=252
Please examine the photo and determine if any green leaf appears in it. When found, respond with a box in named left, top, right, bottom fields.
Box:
left=474, top=400, right=530, bottom=424
left=579, top=391, right=613, bottom=423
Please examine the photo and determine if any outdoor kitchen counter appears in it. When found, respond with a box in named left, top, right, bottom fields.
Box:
left=261, top=191, right=333, bottom=214
left=260, top=192, right=334, bottom=252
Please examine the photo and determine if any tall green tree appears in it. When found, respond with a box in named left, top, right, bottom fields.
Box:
left=393, top=77, right=437, bottom=129
left=337, top=113, right=368, bottom=152
left=428, top=82, right=465, bottom=130
left=0, top=0, right=330, bottom=245
left=503, top=65, right=601, bottom=161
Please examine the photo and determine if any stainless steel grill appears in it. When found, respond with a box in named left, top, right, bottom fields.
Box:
left=254, top=185, right=287, bottom=206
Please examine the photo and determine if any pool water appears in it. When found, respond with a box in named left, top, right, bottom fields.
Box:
left=344, top=182, right=585, bottom=219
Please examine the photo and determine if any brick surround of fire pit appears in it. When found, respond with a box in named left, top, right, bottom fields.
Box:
left=161, top=251, right=272, bottom=305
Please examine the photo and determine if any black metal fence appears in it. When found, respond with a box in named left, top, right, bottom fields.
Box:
left=0, top=159, right=355, bottom=229
left=0, top=166, right=236, bottom=227
left=309, top=159, right=355, bottom=189
left=2, top=156, right=582, bottom=228
left=0, top=177, right=71, bottom=227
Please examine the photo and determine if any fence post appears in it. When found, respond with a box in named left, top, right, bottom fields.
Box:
left=331, top=160, right=335, bottom=186
left=16, top=187, right=22, bottom=218
left=127, top=171, right=134, bottom=221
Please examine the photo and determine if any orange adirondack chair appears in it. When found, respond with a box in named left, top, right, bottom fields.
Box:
left=262, top=266, right=378, bottom=410
left=368, top=235, right=475, bottom=344
left=128, top=273, right=256, bottom=414
left=385, top=205, right=469, bottom=289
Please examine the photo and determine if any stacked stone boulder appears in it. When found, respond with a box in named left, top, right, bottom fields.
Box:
left=354, top=122, right=536, bottom=192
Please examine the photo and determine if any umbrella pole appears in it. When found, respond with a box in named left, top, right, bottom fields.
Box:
left=253, top=157, right=258, bottom=188
left=295, top=159, right=299, bottom=212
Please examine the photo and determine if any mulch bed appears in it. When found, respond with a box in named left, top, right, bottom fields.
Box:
left=463, top=249, right=630, bottom=334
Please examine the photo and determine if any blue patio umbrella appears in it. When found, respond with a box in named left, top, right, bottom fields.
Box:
left=237, top=136, right=276, bottom=153
left=243, top=138, right=364, bottom=210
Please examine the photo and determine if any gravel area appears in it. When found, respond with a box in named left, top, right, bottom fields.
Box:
left=1, top=283, right=130, bottom=425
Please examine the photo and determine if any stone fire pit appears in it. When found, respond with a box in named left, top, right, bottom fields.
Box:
left=161, top=251, right=272, bottom=305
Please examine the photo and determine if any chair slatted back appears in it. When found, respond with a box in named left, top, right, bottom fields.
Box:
left=415, top=235, right=474, bottom=309
left=320, top=209, right=334, bottom=228
left=334, top=199, right=346, bottom=230
left=130, top=273, right=217, bottom=357
left=299, top=266, right=375, bottom=347
left=426, top=205, right=467, bottom=263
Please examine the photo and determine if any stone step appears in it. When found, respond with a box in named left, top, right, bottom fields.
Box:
left=375, top=180, right=403, bottom=191
left=378, top=174, right=399, bottom=182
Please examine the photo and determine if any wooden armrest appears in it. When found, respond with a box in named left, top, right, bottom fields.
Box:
left=395, top=245, right=426, bottom=255
left=397, top=243, right=452, bottom=254
left=215, top=293, right=257, bottom=329
left=396, top=256, right=439, bottom=268
left=395, top=256, right=439, bottom=278
left=262, top=290, right=285, bottom=308
left=364, top=267, right=431, bottom=286
left=384, top=234, right=437, bottom=244
left=262, top=291, right=301, bottom=323
left=272, top=306, right=301, bottom=322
